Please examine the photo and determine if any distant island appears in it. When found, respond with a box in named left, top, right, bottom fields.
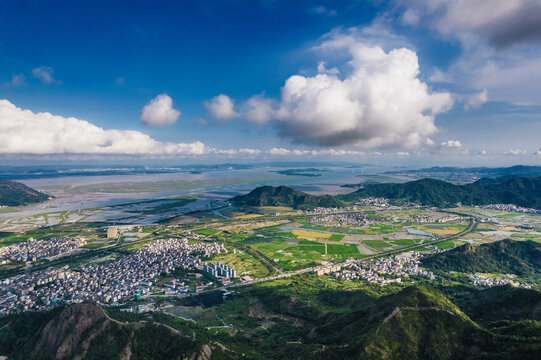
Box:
left=272, top=168, right=324, bottom=177
left=0, top=180, right=50, bottom=206
left=386, top=165, right=541, bottom=183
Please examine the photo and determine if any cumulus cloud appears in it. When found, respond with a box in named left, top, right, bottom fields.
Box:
left=394, top=0, right=541, bottom=105
left=479, top=150, right=488, bottom=155
left=0, top=99, right=205, bottom=155
left=441, top=140, right=462, bottom=149
left=241, top=95, right=276, bottom=124
left=396, top=152, right=410, bottom=157
left=140, top=94, right=181, bottom=127
left=535, top=148, right=541, bottom=157
left=504, top=149, right=527, bottom=156
left=204, top=94, right=238, bottom=121
left=32, top=66, right=59, bottom=84
left=222, top=37, right=453, bottom=149
left=396, top=0, right=541, bottom=49
left=438, top=140, right=469, bottom=155
left=316, top=61, right=339, bottom=75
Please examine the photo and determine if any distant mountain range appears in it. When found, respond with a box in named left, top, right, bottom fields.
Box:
left=389, top=165, right=541, bottom=177
left=342, top=175, right=541, bottom=209
left=233, top=175, right=541, bottom=209
left=230, top=185, right=344, bottom=209
left=0, top=180, right=50, bottom=206
left=385, top=165, right=541, bottom=183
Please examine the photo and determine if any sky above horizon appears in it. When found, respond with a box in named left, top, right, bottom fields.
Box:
left=1, top=0, right=541, bottom=167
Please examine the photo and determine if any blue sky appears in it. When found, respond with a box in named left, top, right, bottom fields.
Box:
left=1, top=0, right=540, bottom=165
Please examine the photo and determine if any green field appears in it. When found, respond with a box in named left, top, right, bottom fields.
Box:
left=328, top=234, right=345, bottom=242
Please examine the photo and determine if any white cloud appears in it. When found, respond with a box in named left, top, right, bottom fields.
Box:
left=438, top=140, right=469, bottom=155
left=464, top=89, right=488, bottom=109
left=0, top=99, right=205, bottom=155
left=267, top=147, right=292, bottom=156
left=394, top=0, right=541, bottom=105
left=238, top=38, right=453, bottom=148
left=317, top=61, right=339, bottom=75
left=216, top=148, right=262, bottom=156
left=204, top=94, right=238, bottom=121
left=140, top=94, right=181, bottom=127
left=504, top=149, right=527, bottom=156
left=535, top=149, right=541, bottom=157
left=241, top=95, right=275, bottom=124
left=396, top=152, right=410, bottom=157
left=4, top=74, right=25, bottom=87
left=441, top=140, right=462, bottom=149
left=395, top=0, right=541, bottom=49
left=32, top=66, right=59, bottom=84
left=309, top=5, right=337, bottom=16
left=479, top=150, right=488, bottom=155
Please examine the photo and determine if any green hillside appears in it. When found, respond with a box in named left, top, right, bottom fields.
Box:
left=230, top=185, right=344, bottom=209
left=0, top=180, right=50, bottom=206
left=341, top=176, right=541, bottom=208
left=0, top=302, right=221, bottom=360
left=1, top=282, right=540, bottom=360
left=421, top=239, right=541, bottom=277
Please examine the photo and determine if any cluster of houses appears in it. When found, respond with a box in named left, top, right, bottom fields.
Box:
left=0, top=237, right=86, bottom=263
left=331, top=252, right=435, bottom=285
left=355, top=197, right=389, bottom=206
left=471, top=274, right=531, bottom=288
left=304, top=206, right=359, bottom=215
left=411, top=214, right=464, bottom=223
left=478, top=204, right=541, bottom=214
left=0, top=238, right=227, bottom=316
left=309, top=213, right=372, bottom=226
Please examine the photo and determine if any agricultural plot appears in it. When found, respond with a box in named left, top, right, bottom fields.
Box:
left=206, top=247, right=271, bottom=278
left=241, top=236, right=362, bottom=270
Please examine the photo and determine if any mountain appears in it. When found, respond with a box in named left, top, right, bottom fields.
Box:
left=0, top=302, right=224, bottom=360
left=2, top=285, right=540, bottom=360
left=341, top=176, right=541, bottom=208
left=0, top=180, right=50, bottom=206
left=230, top=185, right=344, bottom=209
left=421, top=239, right=541, bottom=277
left=387, top=165, right=541, bottom=178
left=454, top=285, right=541, bottom=325
left=311, top=285, right=540, bottom=359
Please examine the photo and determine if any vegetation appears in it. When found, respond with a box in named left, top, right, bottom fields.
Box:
left=421, top=239, right=541, bottom=277
left=2, top=278, right=540, bottom=359
left=0, top=179, right=50, bottom=206
left=342, top=176, right=541, bottom=209
left=231, top=185, right=344, bottom=209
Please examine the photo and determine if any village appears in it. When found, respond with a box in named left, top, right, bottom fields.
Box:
left=0, top=236, right=86, bottom=263
left=0, top=237, right=228, bottom=315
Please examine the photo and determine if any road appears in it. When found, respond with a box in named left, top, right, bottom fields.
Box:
left=224, top=216, right=479, bottom=289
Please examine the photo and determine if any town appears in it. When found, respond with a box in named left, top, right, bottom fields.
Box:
left=0, top=237, right=86, bottom=263
left=0, top=238, right=227, bottom=315
left=331, top=251, right=436, bottom=285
